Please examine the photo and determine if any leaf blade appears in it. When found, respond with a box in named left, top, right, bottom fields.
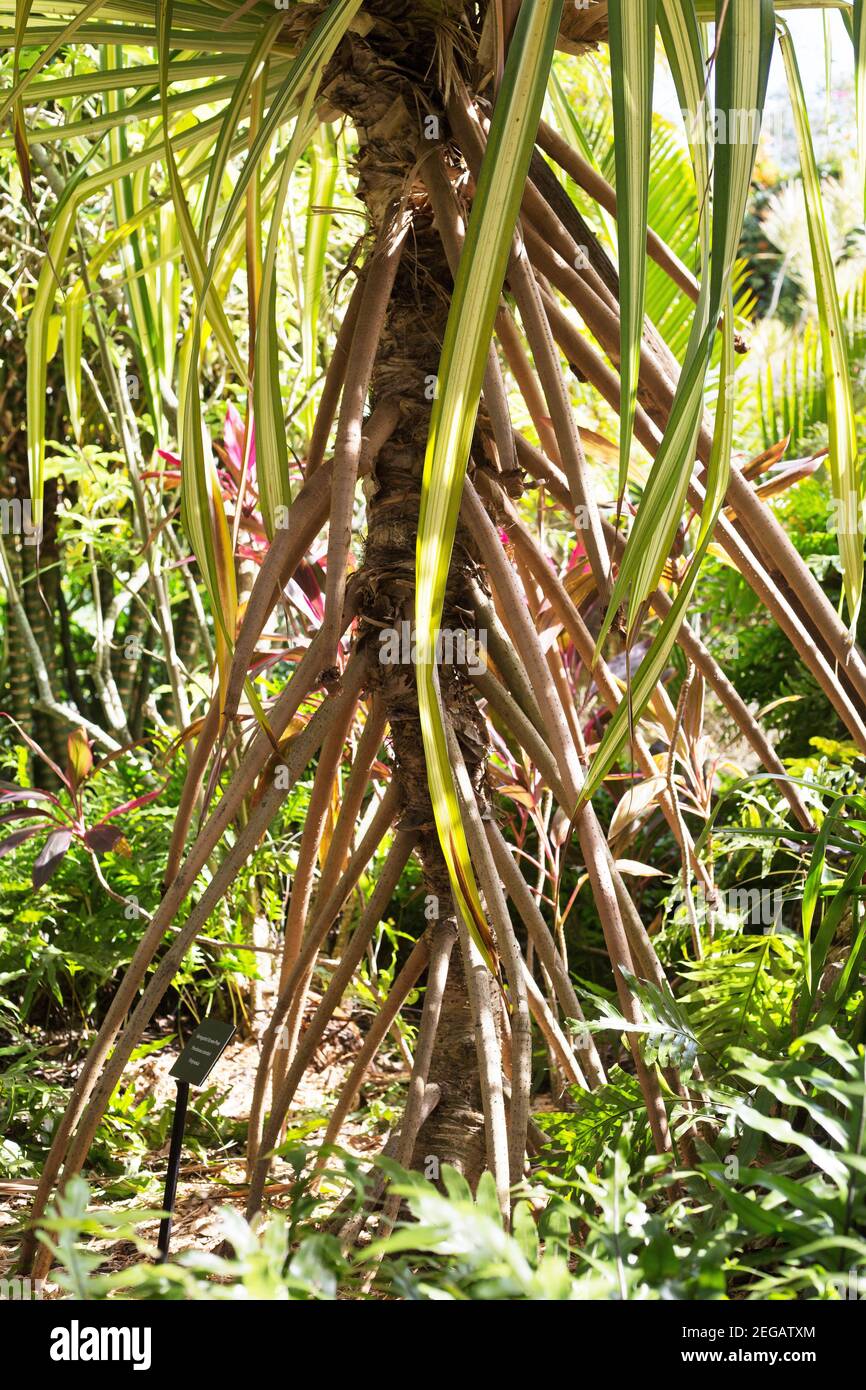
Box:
left=608, top=0, right=656, bottom=499
left=416, top=0, right=564, bottom=967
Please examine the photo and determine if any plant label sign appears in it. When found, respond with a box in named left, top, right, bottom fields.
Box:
left=170, top=1021, right=236, bottom=1087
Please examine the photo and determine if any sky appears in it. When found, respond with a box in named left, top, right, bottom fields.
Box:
left=765, top=9, right=853, bottom=101
left=654, top=9, right=856, bottom=168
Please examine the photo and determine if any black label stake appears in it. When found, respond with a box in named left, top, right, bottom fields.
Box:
left=157, top=1079, right=189, bottom=1262
left=156, top=1020, right=235, bottom=1264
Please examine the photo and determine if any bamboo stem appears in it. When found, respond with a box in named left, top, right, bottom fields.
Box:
left=487, top=820, right=606, bottom=1086
left=575, top=811, right=673, bottom=1156
left=307, top=697, right=389, bottom=914
left=306, top=265, right=367, bottom=477
left=521, top=965, right=587, bottom=1089
left=531, top=281, right=866, bottom=749
left=462, top=483, right=582, bottom=796
left=494, top=483, right=713, bottom=891
left=419, top=145, right=517, bottom=476
left=445, top=85, right=611, bottom=602
left=267, top=711, right=391, bottom=1091
left=535, top=118, right=701, bottom=304
left=457, top=921, right=512, bottom=1221
left=374, top=919, right=457, bottom=1238
left=395, top=923, right=456, bottom=1169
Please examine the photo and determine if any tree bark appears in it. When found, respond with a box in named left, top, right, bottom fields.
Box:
left=323, top=6, right=491, bottom=1182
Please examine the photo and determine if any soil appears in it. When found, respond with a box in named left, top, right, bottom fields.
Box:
left=0, top=988, right=409, bottom=1293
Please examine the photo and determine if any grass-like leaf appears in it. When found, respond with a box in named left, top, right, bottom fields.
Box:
left=597, top=0, right=774, bottom=652
left=780, top=20, right=862, bottom=628
left=580, top=296, right=737, bottom=804
left=416, top=0, right=564, bottom=968
left=608, top=0, right=656, bottom=500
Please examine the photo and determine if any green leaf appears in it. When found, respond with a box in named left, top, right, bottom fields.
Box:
left=597, top=0, right=775, bottom=651
left=176, top=0, right=364, bottom=697
left=580, top=295, right=736, bottom=804
left=657, top=0, right=710, bottom=256
left=800, top=843, right=866, bottom=1024
left=780, top=21, right=862, bottom=628
left=415, top=0, right=564, bottom=968
left=608, top=0, right=656, bottom=499
left=62, top=282, right=85, bottom=445
left=0, top=0, right=103, bottom=125
left=200, top=0, right=365, bottom=307
left=301, top=124, right=338, bottom=441
left=156, top=0, right=244, bottom=379
left=800, top=794, right=864, bottom=951
left=254, top=112, right=319, bottom=536
left=66, top=729, right=93, bottom=791
left=853, top=0, right=866, bottom=214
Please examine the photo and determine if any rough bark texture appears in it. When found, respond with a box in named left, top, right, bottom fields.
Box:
left=322, top=3, right=492, bottom=1181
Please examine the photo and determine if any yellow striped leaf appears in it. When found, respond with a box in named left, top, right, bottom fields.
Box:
left=416, top=0, right=564, bottom=970
left=780, top=20, right=862, bottom=627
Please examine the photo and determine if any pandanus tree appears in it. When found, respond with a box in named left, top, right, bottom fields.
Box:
left=6, top=0, right=866, bottom=1280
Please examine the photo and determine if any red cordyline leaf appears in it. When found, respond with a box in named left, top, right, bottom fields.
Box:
left=141, top=471, right=181, bottom=486
left=0, top=784, right=63, bottom=809
left=96, top=778, right=170, bottom=823
left=0, top=826, right=42, bottom=859
left=285, top=559, right=325, bottom=623
left=0, top=808, right=42, bottom=825
left=84, top=824, right=125, bottom=858
left=224, top=402, right=257, bottom=483
left=567, top=540, right=590, bottom=576
left=0, top=712, right=69, bottom=789
left=236, top=543, right=269, bottom=564
left=162, top=447, right=239, bottom=509
left=67, top=728, right=93, bottom=791
left=32, top=829, right=73, bottom=888
left=248, top=649, right=296, bottom=680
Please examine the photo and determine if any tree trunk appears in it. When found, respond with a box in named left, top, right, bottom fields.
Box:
left=323, top=4, right=491, bottom=1182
